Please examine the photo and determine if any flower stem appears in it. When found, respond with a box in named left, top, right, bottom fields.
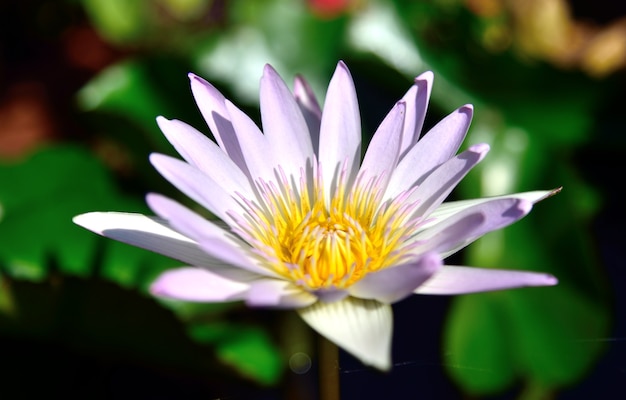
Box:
left=318, top=334, right=340, bottom=400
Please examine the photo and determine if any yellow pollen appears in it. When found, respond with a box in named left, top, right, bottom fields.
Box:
left=233, top=167, right=420, bottom=291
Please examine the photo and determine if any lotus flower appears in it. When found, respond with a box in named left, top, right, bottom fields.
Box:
left=73, top=61, right=558, bottom=371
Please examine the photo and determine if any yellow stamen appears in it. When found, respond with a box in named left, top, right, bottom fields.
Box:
left=233, top=165, right=421, bottom=291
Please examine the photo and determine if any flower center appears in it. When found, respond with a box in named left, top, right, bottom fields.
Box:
left=231, top=166, right=421, bottom=290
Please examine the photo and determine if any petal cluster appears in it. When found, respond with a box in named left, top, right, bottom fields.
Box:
left=74, top=61, right=558, bottom=371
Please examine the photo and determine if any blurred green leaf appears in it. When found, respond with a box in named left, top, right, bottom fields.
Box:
left=0, top=146, right=173, bottom=287
left=81, top=0, right=151, bottom=44
left=77, top=59, right=182, bottom=154
left=189, top=321, right=284, bottom=385
left=443, top=291, right=516, bottom=394
left=0, top=146, right=281, bottom=385
left=76, top=57, right=211, bottom=192
left=81, top=0, right=217, bottom=47
left=160, top=0, right=211, bottom=21
left=192, top=0, right=346, bottom=103
left=391, top=0, right=611, bottom=147
left=445, top=166, right=609, bottom=395
left=445, top=284, right=608, bottom=396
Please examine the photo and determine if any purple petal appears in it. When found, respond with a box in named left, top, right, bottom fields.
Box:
left=149, top=153, right=241, bottom=223
left=426, top=189, right=561, bottom=230
left=413, top=212, right=485, bottom=256
left=260, top=65, right=314, bottom=178
left=150, top=267, right=250, bottom=302
left=298, top=297, right=392, bottom=371
left=146, top=193, right=279, bottom=278
left=313, top=288, right=350, bottom=303
left=387, top=105, right=473, bottom=200
left=294, top=75, right=322, bottom=154
left=188, top=73, right=248, bottom=174
left=224, top=99, right=275, bottom=181
left=156, top=117, right=253, bottom=197
left=348, top=252, right=442, bottom=304
left=416, top=266, right=558, bottom=295
left=359, top=101, right=405, bottom=189
left=245, top=279, right=317, bottom=308
left=407, top=143, right=490, bottom=218
left=318, top=61, right=362, bottom=194
left=413, top=198, right=532, bottom=257
left=399, top=71, right=433, bottom=157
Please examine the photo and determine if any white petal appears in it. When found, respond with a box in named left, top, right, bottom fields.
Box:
left=298, top=297, right=392, bottom=371
left=348, top=252, right=442, bottom=303
left=413, top=198, right=532, bottom=257
left=387, top=105, right=473, bottom=200
left=146, top=193, right=279, bottom=278
left=416, top=266, right=558, bottom=295
left=294, top=75, right=322, bottom=154
left=318, top=61, right=361, bottom=195
left=74, top=212, right=211, bottom=264
left=156, top=117, right=254, bottom=197
left=399, top=71, right=433, bottom=157
left=149, top=153, right=241, bottom=222
left=408, top=143, right=490, bottom=219
left=188, top=73, right=248, bottom=173
left=359, top=101, right=405, bottom=189
left=224, top=99, right=276, bottom=182
left=425, top=189, right=561, bottom=229
left=73, top=212, right=259, bottom=282
left=246, top=279, right=317, bottom=309
left=150, top=267, right=250, bottom=302
left=260, top=65, right=314, bottom=179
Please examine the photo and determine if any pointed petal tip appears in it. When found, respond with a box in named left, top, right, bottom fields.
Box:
left=335, top=60, right=352, bottom=76
left=188, top=73, right=205, bottom=86
left=415, top=70, right=433, bottom=83
left=156, top=116, right=174, bottom=133
left=72, top=212, right=90, bottom=227
left=149, top=280, right=167, bottom=297
left=149, top=267, right=251, bottom=302
left=416, top=267, right=560, bottom=295
left=145, top=192, right=164, bottom=212
left=148, top=274, right=189, bottom=300
left=460, top=104, right=474, bottom=113
left=293, top=74, right=305, bottom=88
left=368, top=355, right=392, bottom=372
left=543, top=273, right=559, bottom=286
left=468, top=142, right=490, bottom=155
left=148, top=152, right=160, bottom=166
left=72, top=212, right=108, bottom=233
left=188, top=73, right=213, bottom=91
left=522, top=271, right=559, bottom=288
left=540, top=186, right=563, bottom=202
left=188, top=72, right=202, bottom=81
left=263, top=63, right=278, bottom=77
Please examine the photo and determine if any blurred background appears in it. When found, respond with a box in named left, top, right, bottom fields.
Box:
left=1, top=0, right=625, bottom=398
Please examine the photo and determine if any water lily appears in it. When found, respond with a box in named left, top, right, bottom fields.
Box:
left=73, top=61, right=558, bottom=371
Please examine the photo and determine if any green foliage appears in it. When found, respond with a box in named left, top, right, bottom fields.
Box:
left=189, top=321, right=284, bottom=385
left=0, top=146, right=283, bottom=384
left=0, top=146, right=168, bottom=283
